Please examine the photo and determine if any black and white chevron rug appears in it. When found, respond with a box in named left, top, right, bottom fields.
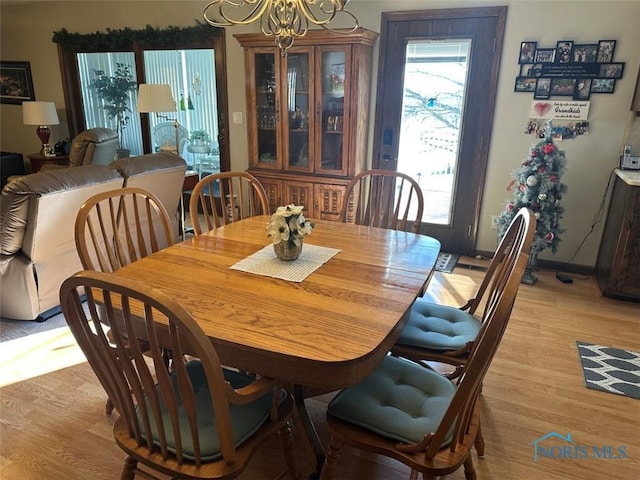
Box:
left=434, top=252, right=459, bottom=273
left=577, top=341, right=640, bottom=400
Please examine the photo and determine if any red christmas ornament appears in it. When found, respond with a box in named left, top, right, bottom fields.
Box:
left=543, top=144, right=555, bottom=154
left=545, top=232, right=555, bottom=242
left=538, top=165, right=547, bottom=173
left=519, top=184, right=526, bottom=192
left=550, top=174, right=557, bottom=182
left=506, top=203, right=514, bottom=212
left=531, top=151, right=538, bottom=157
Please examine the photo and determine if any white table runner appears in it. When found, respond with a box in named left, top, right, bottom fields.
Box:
left=230, top=243, right=341, bottom=282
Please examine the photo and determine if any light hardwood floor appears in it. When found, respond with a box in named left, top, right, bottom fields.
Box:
left=1, top=265, right=639, bottom=479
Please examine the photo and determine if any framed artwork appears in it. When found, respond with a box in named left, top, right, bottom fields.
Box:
left=572, top=44, right=598, bottom=63
left=514, top=76, right=537, bottom=92
left=591, top=78, right=616, bottom=93
left=550, top=78, right=576, bottom=96
left=574, top=79, right=592, bottom=100
left=596, top=40, right=616, bottom=63
left=534, top=49, right=556, bottom=64
left=599, top=63, right=624, bottom=79
left=534, top=78, right=551, bottom=99
left=519, top=41, right=537, bottom=64
left=0, top=61, right=35, bottom=105
left=555, top=41, right=574, bottom=63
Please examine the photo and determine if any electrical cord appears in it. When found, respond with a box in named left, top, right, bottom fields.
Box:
left=555, top=167, right=617, bottom=282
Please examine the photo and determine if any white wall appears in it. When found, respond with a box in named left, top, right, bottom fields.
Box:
left=2, top=0, right=639, bottom=266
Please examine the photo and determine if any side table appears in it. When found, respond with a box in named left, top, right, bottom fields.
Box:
left=187, top=144, right=211, bottom=177
left=28, top=153, right=70, bottom=172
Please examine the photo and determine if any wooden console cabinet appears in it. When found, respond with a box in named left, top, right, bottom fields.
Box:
left=595, top=169, right=640, bottom=301
left=235, top=28, right=378, bottom=220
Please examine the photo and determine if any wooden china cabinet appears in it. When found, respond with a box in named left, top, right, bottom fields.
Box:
left=234, top=28, right=378, bottom=220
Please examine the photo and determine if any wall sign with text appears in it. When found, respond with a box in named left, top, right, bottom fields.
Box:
left=515, top=40, right=624, bottom=100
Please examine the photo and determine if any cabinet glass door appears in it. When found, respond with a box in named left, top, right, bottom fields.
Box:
left=285, top=51, right=312, bottom=172
left=254, top=52, right=278, bottom=168
left=318, top=49, right=347, bottom=175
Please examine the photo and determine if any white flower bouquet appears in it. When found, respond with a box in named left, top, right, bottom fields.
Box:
left=266, top=204, right=313, bottom=247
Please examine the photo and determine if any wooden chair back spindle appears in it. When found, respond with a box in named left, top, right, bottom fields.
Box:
left=189, top=172, right=269, bottom=234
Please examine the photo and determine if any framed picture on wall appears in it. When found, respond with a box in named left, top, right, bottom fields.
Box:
left=550, top=78, right=576, bottom=96
left=519, top=41, right=537, bottom=64
left=591, top=78, right=616, bottom=93
left=0, top=61, right=35, bottom=105
left=572, top=44, right=598, bottom=63
left=514, top=76, right=537, bottom=92
left=534, top=78, right=551, bottom=99
left=555, top=41, right=574, bottom=63
left=599, top=63, right=624, bottom=79
left=574, top=79, right=592, bottom=100
left=596, top=40, right=616, bottom=63
left=534, top=49, right=556, bottom=64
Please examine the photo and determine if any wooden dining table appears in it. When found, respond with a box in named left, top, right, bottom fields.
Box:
left=112, top=215, right=440, bottom=474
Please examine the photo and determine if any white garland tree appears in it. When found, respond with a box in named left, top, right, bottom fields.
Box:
left=495, top=126, right=568, bottom=285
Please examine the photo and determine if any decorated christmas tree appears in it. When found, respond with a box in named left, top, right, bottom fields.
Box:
left=495, top=125, right=568, bottom=285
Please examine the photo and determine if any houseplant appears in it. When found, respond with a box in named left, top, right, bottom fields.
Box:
left=266, top=204, right=313, bottom=260
left=91, top=63, right=137, bottom=157
left=190, top=129, right=211, bottom=146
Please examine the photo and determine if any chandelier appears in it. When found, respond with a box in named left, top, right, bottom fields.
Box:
left=203, top=0, right=359, bottom=54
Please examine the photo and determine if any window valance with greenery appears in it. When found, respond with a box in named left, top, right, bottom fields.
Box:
left=52, top=23, right=223, bottom=50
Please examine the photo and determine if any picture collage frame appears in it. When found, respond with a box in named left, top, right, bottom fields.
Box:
left=515, top=39, right=624, bottom=100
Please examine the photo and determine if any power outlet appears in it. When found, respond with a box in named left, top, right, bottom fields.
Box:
left=491, top=215, right=499, bottom=230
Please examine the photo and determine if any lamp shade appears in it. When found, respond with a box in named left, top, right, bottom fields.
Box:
left=22, top=101, right=60, bottom=125
left=137, top=84, right=176, bottom=113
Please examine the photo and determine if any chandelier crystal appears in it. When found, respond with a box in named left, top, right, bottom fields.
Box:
left=203, top=0, right=359, bottom=54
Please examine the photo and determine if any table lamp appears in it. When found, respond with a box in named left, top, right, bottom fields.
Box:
left=22, top=101, right=60, bottom=156
left=137, top=84, right=181, bottom=156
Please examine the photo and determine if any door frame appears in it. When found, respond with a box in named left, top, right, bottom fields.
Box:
left=372, top=6, right=507, bottom=254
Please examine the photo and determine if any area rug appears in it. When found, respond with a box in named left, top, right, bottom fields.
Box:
left=576, top=341, right=640, bottom=400
left=0, top=310, right=67, bottom=343
left=434, top=252, right=460, bottom=273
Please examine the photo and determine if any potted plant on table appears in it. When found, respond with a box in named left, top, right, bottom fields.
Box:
left=267, top=204, right=313, bottom=261
left=190, top=129, right=211, bottom=147
left=91, top=63, right=137, bottom=158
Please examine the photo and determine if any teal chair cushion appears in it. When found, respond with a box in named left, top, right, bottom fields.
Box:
left=138, top=360, right=275, bottom=461
left=395, top=299, right=482, bottom=351
left=328, top=355, right=456, bottom=445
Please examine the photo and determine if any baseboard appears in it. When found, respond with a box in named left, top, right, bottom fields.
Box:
left=472, top=250, right=595, bottom=275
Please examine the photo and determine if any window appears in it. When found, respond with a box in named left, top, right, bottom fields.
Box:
left=53, top=24, right=229, bottom=171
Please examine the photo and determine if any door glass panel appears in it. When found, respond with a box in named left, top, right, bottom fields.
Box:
left=286, top=52, right=310, bottom=169
left=77, top=52, right=142, bottom=156
left=143, top=49, right=219, bottom=173
left=320, top=51, right=345, bottom=172
left=255, top=53, right=278, bottom=166
left=397, top=40, right=470, bottom=225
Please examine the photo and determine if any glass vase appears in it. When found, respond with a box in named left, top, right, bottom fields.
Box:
left=273, top=239, right=303, bottom=261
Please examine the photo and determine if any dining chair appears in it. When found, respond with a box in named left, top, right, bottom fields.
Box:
left=60, top=270, right=299, bottom=480
left=75, top=187, right=177, bottom=414
left=391, top=207, right=535, bottom=379
left=340, top=169, right=424, bottom=233
left=75, top=187, right=176, bottom=273
left=189, top=171, right=269, bottom=234
left=319, top=211, right=533, bottom=479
